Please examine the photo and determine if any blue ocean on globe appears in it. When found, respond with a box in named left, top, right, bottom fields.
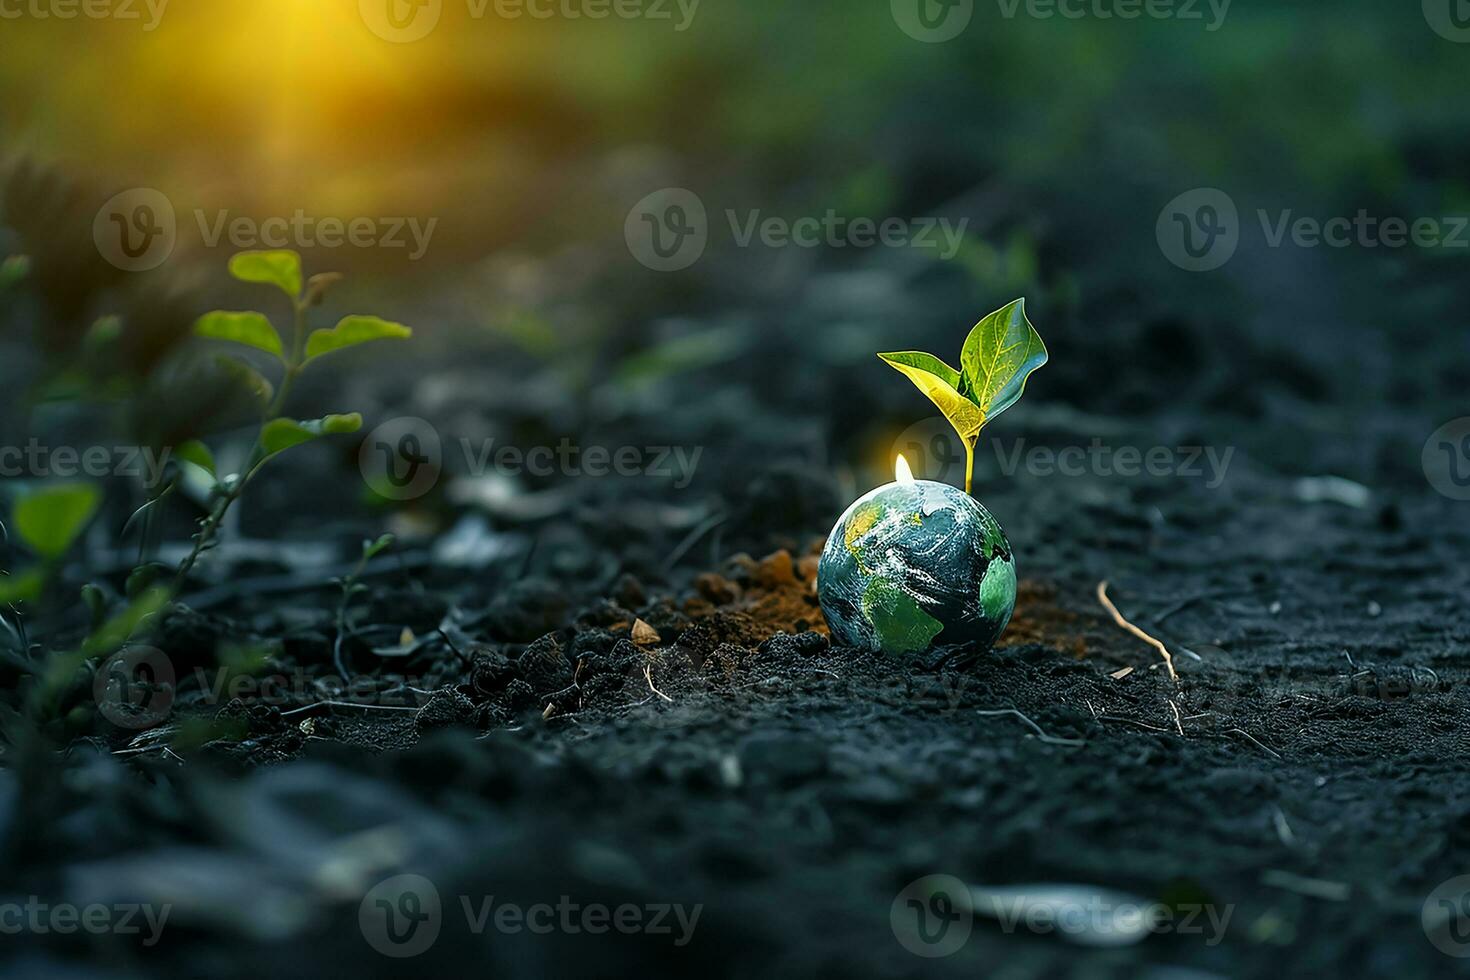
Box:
left=817, top=480, right=1016, bottom=656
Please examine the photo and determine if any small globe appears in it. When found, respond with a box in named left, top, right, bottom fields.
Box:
left=817, top=480, right=1016, bottom=656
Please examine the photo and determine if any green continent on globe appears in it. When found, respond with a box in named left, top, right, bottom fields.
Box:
left=817, top=480, right=1016, bottom=656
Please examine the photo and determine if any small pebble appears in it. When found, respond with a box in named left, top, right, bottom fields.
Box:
left=631, top=618, right=662, bottom=646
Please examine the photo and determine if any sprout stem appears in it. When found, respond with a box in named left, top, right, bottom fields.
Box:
left=174, top=295, right=306, bottom=590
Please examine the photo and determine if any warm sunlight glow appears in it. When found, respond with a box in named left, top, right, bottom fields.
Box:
left=895, top=453, right=915, bottom=484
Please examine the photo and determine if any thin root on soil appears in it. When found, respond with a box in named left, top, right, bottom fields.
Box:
left=1097, top=581, right=1178, bottom=682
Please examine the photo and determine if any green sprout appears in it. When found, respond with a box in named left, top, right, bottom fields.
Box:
left=879, top=298, right=1048, bottom=496
left=0, top=483, right=102, bottom=604
left=173, top=250, right=412, bottom=587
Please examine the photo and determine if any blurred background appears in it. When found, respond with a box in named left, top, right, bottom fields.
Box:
left=3, top=0, right=1470, bottom=975
left=3, top=1, right=1468, bottom=565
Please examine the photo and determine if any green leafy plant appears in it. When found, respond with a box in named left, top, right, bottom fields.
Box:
left=0, top=254, right=29, bottom=292
left=0, top=483, right=103, bottom=603
left=330, top=533, right=394, bottom=676
left=174, top=250, right=412, bottom=586
left=879, top=298, right=1048, bottom=495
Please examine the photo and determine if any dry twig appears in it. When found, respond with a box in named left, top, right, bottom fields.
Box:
left=645, top=663, right=674, bottom=703
left=976, top=708, right=1085, bottom=747
left=1097, top=581, right=1178, bottom=682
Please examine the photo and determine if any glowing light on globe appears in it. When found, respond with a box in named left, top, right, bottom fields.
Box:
left=817, top=456, right=1016, bottom=656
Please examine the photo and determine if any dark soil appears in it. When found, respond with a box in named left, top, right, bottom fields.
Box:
left=6, top=24, right=1470, bottom=968
left=8, top=416, right=1469, bottom=977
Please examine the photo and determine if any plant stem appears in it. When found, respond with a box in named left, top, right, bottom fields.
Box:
left=173, top=297, right=306, bottom=592
left=964, top=439, right=975, bottom=496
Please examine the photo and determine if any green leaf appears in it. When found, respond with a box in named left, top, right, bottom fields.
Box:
left=0, top=255, right=30, bottom=290
left=83, top=315, right=123, bottom=351
left=215, top=354, right=275, bottom=404
left=260, top=413, right=364, bottom=459
left=81, top=585, right=170, bottom=658
left=81, top=583, right=107, bottom=628
left=363, top=533, right=395, bottom=560
left=13, top=483, right=102, bottom=560
left=174, top=440, right=215, bottom=476
left=304, top=315, right=413, bottom=364
left=229, top=250, right=302, bottom=299
left=126, top=563, right=161, bottom=598
left=878, top=351, right=987, bottom=443
left=957, top=298, right=1048, bottom=427
left=0, top=568, right=45, bottom=604
left=195, top=311, right=284, bottom=359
